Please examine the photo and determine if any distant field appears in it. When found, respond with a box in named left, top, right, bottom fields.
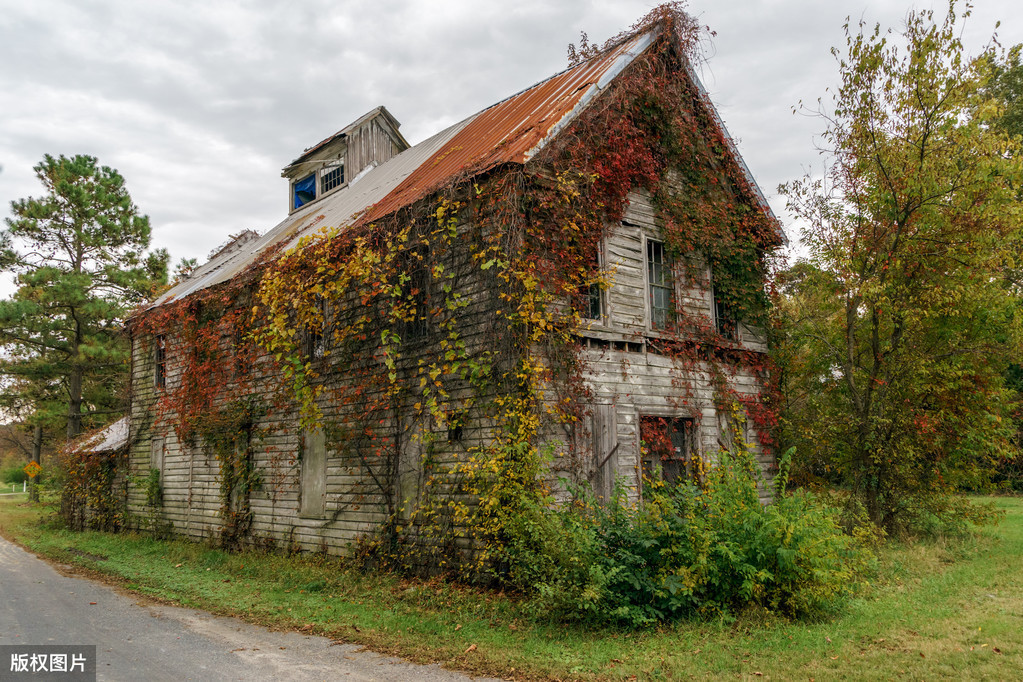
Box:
left=1, top=495, right=1020, bottom=680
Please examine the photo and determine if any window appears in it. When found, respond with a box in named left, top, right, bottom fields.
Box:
left=154, top=335, right=166, bottom=389
left=589, top=404, right=618, bottom=503
left=713, top=288, right=738, bottom=341
left=446, top=409, right=468, bottom=443
left=578, top=244, right=604, bottom=321
left=292, top=173, right=316, bottom=210
left=300, top=429, right=327, bottom=518
left=303, top=298, right=329, bottom=360
left=640, top=416, right=697, bottom=485
left=402, top=249, right=430, bottom=341
left=149, top=437, right=165, bottom=505
left=150, top=437, right=165, bottom=473
left=647, top=240, right=674, bottom=329
left=320, top=160, right=344, bottom=194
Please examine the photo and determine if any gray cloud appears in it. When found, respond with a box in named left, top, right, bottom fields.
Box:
left=2, top=0, right=1020, bottom=291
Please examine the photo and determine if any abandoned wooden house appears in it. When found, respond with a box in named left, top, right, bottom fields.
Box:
left=125, top=13, right=784, bottom=555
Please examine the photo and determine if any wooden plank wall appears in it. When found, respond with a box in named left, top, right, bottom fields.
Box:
left=548, top=190, right=774, bottom=504
left=126, top=186, right=776, bottom=555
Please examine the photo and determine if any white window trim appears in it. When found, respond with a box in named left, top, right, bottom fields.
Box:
left=580, top=237, right=609, bottom=327
left=643, top=235, right=680, bottom=334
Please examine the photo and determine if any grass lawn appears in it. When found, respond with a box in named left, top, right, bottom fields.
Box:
left=1, top=495, right=1020, bottom=680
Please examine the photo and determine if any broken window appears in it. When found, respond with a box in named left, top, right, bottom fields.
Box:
left=154, top=335, right=167, bottom=389
left=292, top=173, right=316, bottom=210
left=640, top=416, right=697, bottom=485
left=647, top=240, right=674, bottom=330
left=319, top=160, right=344, bottom=194
left=300, top=429, right=327, bottom=518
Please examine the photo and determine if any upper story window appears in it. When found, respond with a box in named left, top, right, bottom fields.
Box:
left=578, top=243, right=604, bottom=321
left=292, top=173, right=316, bottom=210
left=402, top=248, right=430, bottom=341
left=320, top=160, right=344, bottom=194
left=291, top=160, right=345, bottom=212
left=303, top=298, right=330, bottom=360
left=647, top=239, right=674, bottom=330
left=154, top=335, right=167, bottom=389
left=714, top=295, right=738, bottom=341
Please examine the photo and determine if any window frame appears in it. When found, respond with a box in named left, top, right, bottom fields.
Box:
left=154, top=335, right=167, bottom=389
left=401, top=247, right=431, bottom=342
left=578, top=239, right=606, bottom=324
left=711, top=283, right=739, bottom=342
left=645, top=237, right=676, bottom=331
left=639, top=414, right=698, bottom=488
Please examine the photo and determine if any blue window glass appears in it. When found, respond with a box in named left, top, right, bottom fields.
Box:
left=293, top=173, right=316, bottom=210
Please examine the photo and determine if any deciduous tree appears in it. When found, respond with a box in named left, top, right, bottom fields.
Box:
left=778, top=2, right=1023, bottom=531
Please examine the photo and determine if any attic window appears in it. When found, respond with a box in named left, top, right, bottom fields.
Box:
left=293, top=173, right=316, bottom=210
left=320, top=160, right=344, bottom=194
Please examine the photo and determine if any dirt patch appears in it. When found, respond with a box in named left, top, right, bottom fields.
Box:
left=65, top=546, right=108, bottom=562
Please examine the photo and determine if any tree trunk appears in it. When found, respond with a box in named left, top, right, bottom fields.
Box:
left=67, top=365, right=82, bottom=440
left=29, top=425, right=42, bottom=502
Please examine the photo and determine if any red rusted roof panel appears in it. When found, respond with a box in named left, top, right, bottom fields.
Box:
left=359, top=34, right=652, bottom=224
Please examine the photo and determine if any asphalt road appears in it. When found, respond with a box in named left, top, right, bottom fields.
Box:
left=0, top=535, right=500, bottom=681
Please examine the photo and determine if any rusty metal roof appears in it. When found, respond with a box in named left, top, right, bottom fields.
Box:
left=152, top=24, right=777, bottom=308
left=359, top=30, right=656, bottom=224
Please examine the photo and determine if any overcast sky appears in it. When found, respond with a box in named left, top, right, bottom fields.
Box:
left=1, top=0, right=1020, bottom=296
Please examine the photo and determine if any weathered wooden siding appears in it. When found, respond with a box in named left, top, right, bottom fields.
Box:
left=127, top=180, right=775, bottom=555
left=346, top=119, right=404, bottom=178
left=546, top=190, right=773, bottom=503
left=126, top=213, right=512, bottom=555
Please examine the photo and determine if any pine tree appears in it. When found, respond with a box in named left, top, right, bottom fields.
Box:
left=0, top=154, right=168, bottom=441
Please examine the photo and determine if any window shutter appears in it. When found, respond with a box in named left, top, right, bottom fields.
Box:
left=591, top=404, right=618, bottom=502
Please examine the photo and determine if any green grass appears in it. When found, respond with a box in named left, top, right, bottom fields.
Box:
left=1, top=496, right=1021, bottom=680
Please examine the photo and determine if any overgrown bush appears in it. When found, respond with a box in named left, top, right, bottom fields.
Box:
left=499, top=448, right=877, bottom=626
left=2, top=465, right=30, bottom=485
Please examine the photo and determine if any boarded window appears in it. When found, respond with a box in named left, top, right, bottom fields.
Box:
left=293, top=173, right=316, bottom=210
left=154, top=335, right=167, bottom=389
left=300, top=429, right=327, bottom=518
left=641, top=416, right=697, bottom=485
left=150, top=437, right=165, bottom=474
left=589, top=404, right=619, bottom=502
left=647, top=240, right=674, bottom=329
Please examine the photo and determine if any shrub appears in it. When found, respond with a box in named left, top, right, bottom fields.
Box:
left=2, top=465, right=31, bottom=485
left=501, top=448, right=876, bottom=626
